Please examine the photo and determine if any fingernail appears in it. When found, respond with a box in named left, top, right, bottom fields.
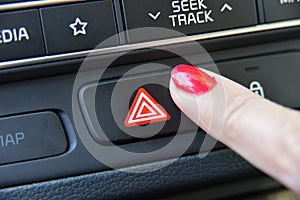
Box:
left=171, top=64, right=217, bottom=95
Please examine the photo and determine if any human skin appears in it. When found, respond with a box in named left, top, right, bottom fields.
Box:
left=170, top=64, right=300, bottom=194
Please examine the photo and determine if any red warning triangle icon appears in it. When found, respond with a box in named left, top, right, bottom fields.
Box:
left=124, top=88, right=170, bottom=127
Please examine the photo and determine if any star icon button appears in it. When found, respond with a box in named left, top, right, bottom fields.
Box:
left=69, top=17, right=88, bottom=36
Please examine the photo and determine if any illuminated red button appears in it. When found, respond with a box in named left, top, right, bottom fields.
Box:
left=80, top=72, right=197, bottom=143
left=124, top=88, right=170, bottom=127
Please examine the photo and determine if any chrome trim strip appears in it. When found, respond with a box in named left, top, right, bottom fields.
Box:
left=1, top=19, right=300, bottom=69
left=0, top=0, right=86, bottom=11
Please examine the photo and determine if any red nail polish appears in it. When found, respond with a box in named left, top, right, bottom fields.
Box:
left=171, top=64, right=217, bottom=95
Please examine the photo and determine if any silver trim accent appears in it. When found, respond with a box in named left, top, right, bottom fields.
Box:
left=0, top=0, right=86, bottom=11
left=1, top=18, right=300, bottom=69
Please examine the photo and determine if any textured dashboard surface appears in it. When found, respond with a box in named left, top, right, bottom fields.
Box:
left=0, top=149, right=275, bottom=200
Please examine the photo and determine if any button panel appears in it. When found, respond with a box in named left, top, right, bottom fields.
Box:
left=0, top=10, right=45, bottom=61
left=0, top=1, right=299, bottom=62
left=40, top=1, right=118, bottom=54
left=0, top=112, right=67, bottom=165
left=122, top=0, right=258, bottom=41
left=263, top=0, right=300, bottom=22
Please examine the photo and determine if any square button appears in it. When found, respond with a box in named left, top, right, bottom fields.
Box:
left=40, top=1, right=118, bottom=54
left=0, top=10, right=45, bottom=61
left=263, top=0, right=300, bottom=22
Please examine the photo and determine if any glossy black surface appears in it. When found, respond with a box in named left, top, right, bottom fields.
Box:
left=263, top=0, right=300, bottom=22
left=0, top=9, right=45, bottom=61
left=0, top=112, right=67, bottom=165
left=40, top=1, right=118, bottom=54
left=123, top=0, right=258, bottom=41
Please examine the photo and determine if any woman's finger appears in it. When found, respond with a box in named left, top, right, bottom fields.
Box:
left=169, top=64, right=300, bottom=193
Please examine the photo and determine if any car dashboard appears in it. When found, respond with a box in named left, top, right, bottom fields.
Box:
left=0, top=0, right=300, bottom=199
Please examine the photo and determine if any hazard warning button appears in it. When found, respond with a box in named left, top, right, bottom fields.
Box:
left=124, top=88, right=170, bottom=127
left=80, top=72, right=197, bottom=144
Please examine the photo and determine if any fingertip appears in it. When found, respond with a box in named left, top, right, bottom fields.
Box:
left=169, top=65, right=219, bottom=132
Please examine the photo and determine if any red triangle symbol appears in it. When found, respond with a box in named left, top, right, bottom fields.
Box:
left=124, top=88, right=170, bottom=127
